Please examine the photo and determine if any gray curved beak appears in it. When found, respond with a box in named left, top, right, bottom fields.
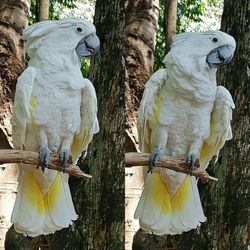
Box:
left=75, top=33, right=100, bottom=59
left=206, top=45, right=235, bottom=68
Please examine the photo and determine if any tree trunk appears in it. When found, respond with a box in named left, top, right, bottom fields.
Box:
left=0, top=0, right=29, bottom=149
left=125, top=1, right=160, bottom=249
left=125, top=0, right=159, bottom=152
left=38, top=0, right=49, bottom=21
left=0, top=1, right=29, bottom=249
left=48, top=1, right=125, bottom=249
left=165, top=0, right=177, bottom=53
left=173, top=1, right=250, bottom=249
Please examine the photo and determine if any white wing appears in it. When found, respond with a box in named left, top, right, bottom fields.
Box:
left=199, top=86, right=235, bottom=169
left=70, top=79, right=99, bottom=163
left=12, top=67, right=36, bottom=149
left=137, top=69, right=167, bottom=152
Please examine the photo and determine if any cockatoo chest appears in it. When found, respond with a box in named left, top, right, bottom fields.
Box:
left=156, top=90, right=214, bottom=156
left=29, top=80, right=82, bottom=135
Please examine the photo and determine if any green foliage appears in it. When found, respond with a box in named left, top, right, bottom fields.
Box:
left=154, top=0, right=223, bottom=71
left=29, top=0, right=77, bottom=24
left=81, top=59, right=90, bottom=78
left=177, top=0, right=206, bottom=33
left=49, top=0, right=77, bottom=20
left=154, top=0, right=166, bottom=71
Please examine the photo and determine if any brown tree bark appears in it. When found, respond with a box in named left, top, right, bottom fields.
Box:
left=0, top=149, right=92, bottom=178
left=125, top=0, right=160, bottom=152
left=165, top=0, right=177, bottom=53
left=38, top=0, right=49, bottom=21
left=0, top=0, right=29, bottom=149
left=125, top=152, right=218, bottom=182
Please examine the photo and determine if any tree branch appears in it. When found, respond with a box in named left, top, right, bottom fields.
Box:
left=0, top=149, right=92, bottom=178
left=125, top=152, right=218, bottom=182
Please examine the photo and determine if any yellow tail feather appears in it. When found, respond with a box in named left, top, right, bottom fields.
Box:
left=149, top=172, right=171, bottom=215
left=44, top=173, right=62, bottom=211
left=23, top=172, right=44, bottom=214
left=171, top=175, right=190, bottom=213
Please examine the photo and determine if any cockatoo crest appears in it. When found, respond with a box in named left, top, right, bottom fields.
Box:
left=164, top=31, right=236, bottom=72
left=23, top=18, right=99, bottom=59
left=161, top=31, right=236, bottom=102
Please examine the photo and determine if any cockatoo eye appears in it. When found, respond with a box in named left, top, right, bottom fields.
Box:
left=77, top=27, right=83, bottom=32
left=213, top=37, right=218, bottom=43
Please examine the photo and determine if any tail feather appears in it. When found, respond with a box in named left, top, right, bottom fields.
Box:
left=134, top=172, right=172, bottom=235
left=11, top=171, right=45, bottom=236
left=44, top=173, right=78, bottom=230
left=62, top=174, right=78, bottom=219
left=135, top=172, right=206, bottom=235
left=171, top=176, right=206, bottom=233
left=11, top=169, right=77, bottom=237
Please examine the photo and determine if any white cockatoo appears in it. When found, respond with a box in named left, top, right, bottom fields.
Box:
left=11, top=18, right=100, bottom=236
left=134, top=31, right=236, bottom=235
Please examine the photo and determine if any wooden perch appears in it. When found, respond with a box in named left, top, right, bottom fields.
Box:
left=125, top=152, right=218, bottom=182
left=0, top=149, right=92, bottom=178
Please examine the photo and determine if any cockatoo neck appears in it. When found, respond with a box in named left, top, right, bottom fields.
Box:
left=29, top=43, right=81, bottom=70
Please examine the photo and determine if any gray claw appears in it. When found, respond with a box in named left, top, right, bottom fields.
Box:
left=149, top=147, right=165, bottom=173
left=59, top=149, right=70, bottom=169
left=187, top=153, right=199, bottom=171
left=39, top=147, right=51, bottom=172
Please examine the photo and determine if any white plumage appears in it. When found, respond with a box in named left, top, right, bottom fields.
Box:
left=135, top=31, right=236, bottom=235
left=11, top=18, right=99, bottom=236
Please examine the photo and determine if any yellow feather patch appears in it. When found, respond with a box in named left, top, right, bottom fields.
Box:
left=44, top=173, right=62, bottom=211
left=150, top=172, right=171, bottom=214
left=199, top=141, right=210, bottom=161
left=23, top=172, right=44, bottom=214
left=152, top=93, right=161, bottom=125
left=29, top=95, right=36, bottom=126
left=70, top=135, right=79, bottom=157
left=171, top=175, right=190, bottom=213
left=199, top=114, right=221, bottom=169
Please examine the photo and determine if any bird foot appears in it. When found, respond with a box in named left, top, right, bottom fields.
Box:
left=149, top=147, right=165, bottom=173
left=187, top=153, right=199, bottom=171
left=59, top=149, right=70, bottom=170
left=39, top=147, right=51, bottom=172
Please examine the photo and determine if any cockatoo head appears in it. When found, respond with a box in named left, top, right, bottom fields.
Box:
left=163, top=30, right=236, bottom=72
left=22, top=18, right=100, bottom=60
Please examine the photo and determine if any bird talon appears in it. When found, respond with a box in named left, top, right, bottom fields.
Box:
left=59, top=149, right=70, bottom=170
left=187, top=153, right=199, bottom=171
left=39, top=147, right=51, bottom=172
left=149, top=147, right=165, bottom=173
